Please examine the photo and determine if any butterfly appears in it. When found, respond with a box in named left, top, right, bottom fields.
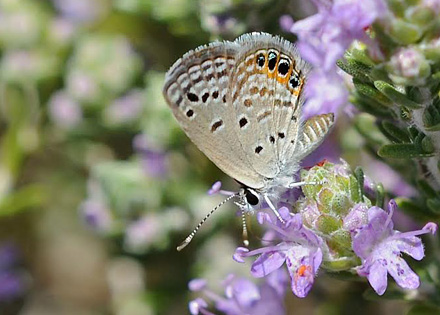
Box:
left=162, top=32, right=334, bottom=250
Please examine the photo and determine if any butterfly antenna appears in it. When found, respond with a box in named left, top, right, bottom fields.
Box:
left=177, top=193, right=238, bottom=251
left=241, top=207, right=249, bottom=246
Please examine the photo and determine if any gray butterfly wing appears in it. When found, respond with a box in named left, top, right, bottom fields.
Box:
left=294, top=113, right=335, bottom=161
left=229, top=33, right=310, bottom=180
left=163, top=40, right=266, bottom=189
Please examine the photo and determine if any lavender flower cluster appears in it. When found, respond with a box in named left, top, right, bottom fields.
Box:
left=282, top=0, right=385, bottom=117
left=186, top=0, right=440, bottom=312
left=190, top=161, right=437, bottom=314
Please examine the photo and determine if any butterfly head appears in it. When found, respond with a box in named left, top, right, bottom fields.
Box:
left=235, top=187, right=261, bottom=213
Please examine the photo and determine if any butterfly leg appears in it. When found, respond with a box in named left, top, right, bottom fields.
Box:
left=241, top=208, right=249, bottom=246
left=263, top=194, right=285, bottom=224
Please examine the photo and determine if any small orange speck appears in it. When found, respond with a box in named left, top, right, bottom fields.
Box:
left=297, top=265, right=308, bottom=277
left=316, top=159, right=328, bottom=167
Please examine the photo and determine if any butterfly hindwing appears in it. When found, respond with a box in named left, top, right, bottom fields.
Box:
left=295, top=113, right=335, bottom=161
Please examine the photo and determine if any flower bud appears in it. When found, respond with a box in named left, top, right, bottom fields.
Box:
left=387, top=47, right=431, bottom=86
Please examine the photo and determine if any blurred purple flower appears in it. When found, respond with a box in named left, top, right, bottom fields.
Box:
left=53, top=0, right=108, bottom=23
left=0, top=272, right=25, bottom=301
left=235, top=213, right=324, bottom=298
left=0, top=243, right=26, bottom=302
left=188, top=271, right=287, bottom=315
left=65, top=70, right=99, bottom=103
left=133, top=134, right=167, bottom=178
left=303, top=70, right=349, bottom=118
left=104, top=89, right=145, bottom=125
left=49, top=18, right=77, bottom=46
left=124, top=214, right=162, bottom=252
left=363, top=158, right=417, bottom=198
left=279, top=15, right=294, bottom=32
left=48, top=90, right=83, bottom=129
left=352, top=200, right=437, bottom=295
left=202, top=14, right=238, bottom=36
left=284, top=0, right=386, bottom=117
left=79, top=199, right=113, bottom=233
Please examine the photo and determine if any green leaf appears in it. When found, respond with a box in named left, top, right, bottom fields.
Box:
left=0, top=185, right=46, bottom=216
left=354, top=81, right=394, bottom=107
left=388, top=18, right=423, bottom=44
left=380, top=120, right=411, bottom=143
left=421, top=136, right=435, bottom=153
left=423, top=101, right=440, bottom=130
left=337, top=58, right=371, bottom=81
left=349, top=47, right=376, bottom=67
left=354, top=113, right=389, bottom=145
left=375, top=183, right=385, bottom=208
left=378, top=143, right=434, bottom=158
left=427, top=198, right=440, bottom=214
left=417, top=179, right=439, bottom=199
left=351, top=93, right=393, bottom=118
left=374, top=81, right=422, bottom=109
left=354, top=167, right=364, bottom=202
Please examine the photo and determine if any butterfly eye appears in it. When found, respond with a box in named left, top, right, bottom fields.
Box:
left=256, top=53, right=265, bottom=68
left=289, top=73, right=300, bottom=89
left=267, top=51, right=278, bottom=72
left=278, top=58, right=290, bottom=76
left=245, top=189, right=259, bottom=206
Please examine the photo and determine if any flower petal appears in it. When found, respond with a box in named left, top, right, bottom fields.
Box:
left=386, top=256, right=420, bottom=290
left=251, top=251, right=286, bottom=278
left=231, top=278, right=261, bottom=309
left=233, top=247, right=249, bottom=263
left=285, top=246, right=321, bottom=298
left=367, top=260, right=388, bottom=295
left=395, top=236, right=424, bottom=261
left=189, top=298, right=208, bottom=315
left=188, top=279, right=207, bottom=291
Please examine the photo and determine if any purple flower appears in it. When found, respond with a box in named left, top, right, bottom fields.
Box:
left=188, top=271, right=287, bottom=315
left=79, top=199, right=113, bottom=233
left=286, top=0, right=386, bottom=117
left=0, top=271, right=25, bottom=301
left=207, top=181, right=222, bottom=195
left=363, top=158, right=417, bottom=198
left=352, top=200, right=437, bottom=295
left=104, top=89, right=145, bottom=125
left=53, top=0, right=108, bottom=23
left=133, top=134, right=168, bottom=178
left=303, top=70, right=349, bottom=118
left=235, top=213, right=324, bottom=298
left=48, top=90, right=83, bottom=129
left=123, top=214, right=162, bottom=252
left=0, top=243, right=27, bottom=302
left=291, top=0, right=385, bottom=68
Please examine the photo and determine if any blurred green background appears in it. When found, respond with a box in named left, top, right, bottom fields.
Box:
left=0, top=0, right=423, bottom=314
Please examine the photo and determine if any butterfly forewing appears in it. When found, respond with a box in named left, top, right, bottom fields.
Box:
left=230, top=33, right=311, bottom=180
left=229, top=41, right=279, bottom=178
left=163, top=40, right=266, bottom=189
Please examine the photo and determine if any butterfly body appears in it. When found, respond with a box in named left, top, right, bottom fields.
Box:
left=163, top=32, right=334, bottom=213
